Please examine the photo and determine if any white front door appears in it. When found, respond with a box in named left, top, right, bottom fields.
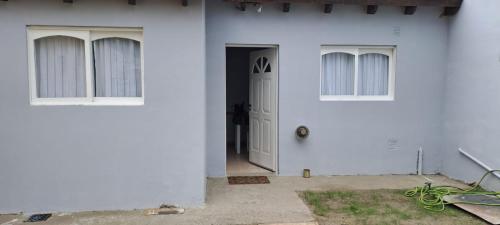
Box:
left=249, top=49, right=277, bottom=171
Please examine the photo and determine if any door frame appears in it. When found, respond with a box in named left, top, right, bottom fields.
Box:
left=224, top=43, right=279, bottom=176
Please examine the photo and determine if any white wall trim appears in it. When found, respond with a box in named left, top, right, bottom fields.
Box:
left=226, top=43, right=278, bottom=48
left=224, top=44, right=280, bottom=176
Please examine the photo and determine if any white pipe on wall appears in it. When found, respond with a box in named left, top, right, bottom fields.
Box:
left=417, top=147, right=423, bottom=175
left=458, top=148, right=500, bottom=179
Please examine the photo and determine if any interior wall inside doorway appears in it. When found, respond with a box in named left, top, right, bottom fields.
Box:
left=225, top=47, right=264, bottom=146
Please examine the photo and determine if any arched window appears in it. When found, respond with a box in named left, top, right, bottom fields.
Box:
left=320, top=46, right=395, bottom=101
left=321, top=52, right=355, bottom=95
left=92, top=38, right=142, bottom=97
left=27, top=27, right=144, bottom=105
left=252, top=56, right=271, bottom=74
left=358, top=53, right=389, bottom=96
left=34, top=36, right=86, bottom=98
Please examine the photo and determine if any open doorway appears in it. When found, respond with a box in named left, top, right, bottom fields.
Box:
left=226, top=46, right=278, bottom=176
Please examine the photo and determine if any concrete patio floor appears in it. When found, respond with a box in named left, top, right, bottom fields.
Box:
left=0, top=175, right=467, bottom=225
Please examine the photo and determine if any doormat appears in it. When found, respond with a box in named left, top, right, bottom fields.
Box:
left=228, top=176, right=270, bottom=185
left=25, top=214, right=52, bottom=222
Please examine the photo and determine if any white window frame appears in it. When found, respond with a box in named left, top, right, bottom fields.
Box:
left=320, top=45, right=396, bottom=101
left=27, top=26, right=144, bottom=106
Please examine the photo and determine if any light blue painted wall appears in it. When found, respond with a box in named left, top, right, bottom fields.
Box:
left=206, top=2, right=449, bottom=177
left=443, top=0, right=500, bottom=190
left=0, top=0, right=206, bottom=213
left=2, top=0, right=497, bottom=214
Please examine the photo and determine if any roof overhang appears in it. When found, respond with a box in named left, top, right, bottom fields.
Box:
left=1, top=0, right=190, bottom=7
left=224, top=0, right=463, bottom=16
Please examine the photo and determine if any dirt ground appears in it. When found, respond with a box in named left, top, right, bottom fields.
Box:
left=301, top=189, right=489, bottom=225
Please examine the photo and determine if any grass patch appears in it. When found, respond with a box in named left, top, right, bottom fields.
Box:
left=300, top=189, right=488, bottom=225
left=303, top=191, right=330, bottom=216
left=341, top=201, right=377, bottom=216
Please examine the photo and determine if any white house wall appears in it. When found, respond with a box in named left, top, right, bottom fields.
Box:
left=1, top=0, right=499, bottom=215
left=206, top=2, right=449, bottom=177
left=443, top=0, right=500, bottom=190
left=0, top=0, right=206, bottom=213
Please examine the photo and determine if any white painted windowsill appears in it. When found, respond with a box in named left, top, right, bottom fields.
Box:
left=320, top=95, right=395, bottom=101
left=30, top=98, right=144, bottom=106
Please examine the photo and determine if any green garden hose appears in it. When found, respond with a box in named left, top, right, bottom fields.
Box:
left=404, top=170, right=500, bottom=212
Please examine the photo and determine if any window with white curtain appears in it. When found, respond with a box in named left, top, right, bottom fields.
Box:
left=320, top=46, right=395, bottom=101
left=27, top=26, right=144, bottom=105
left=93, top=38, right=142, bottom=98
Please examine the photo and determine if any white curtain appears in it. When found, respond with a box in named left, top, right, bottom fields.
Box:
left=358, top=53, right=389, bottom=95
left=35, top=36, right=86, bottom=98
left=321, top=52, right=355, bottom=95
left=93, top=38, right=142, bottom=97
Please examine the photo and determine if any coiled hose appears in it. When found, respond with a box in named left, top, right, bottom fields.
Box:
left=404, top=170, right=500, bottom=211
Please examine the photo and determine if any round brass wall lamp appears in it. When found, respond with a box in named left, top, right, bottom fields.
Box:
left=296, top=125, right=309, bottom=139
